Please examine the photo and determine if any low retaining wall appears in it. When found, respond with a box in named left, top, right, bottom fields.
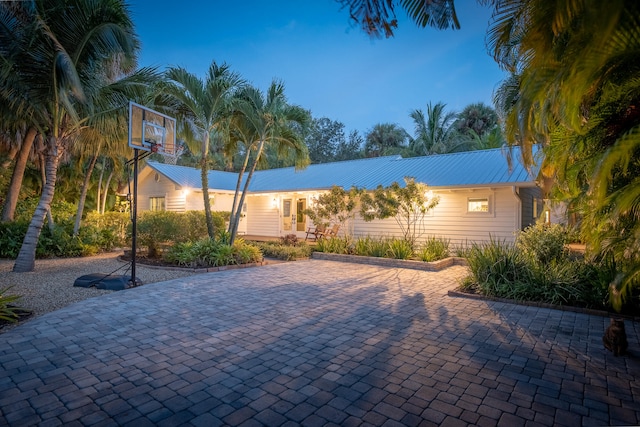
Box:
left=311, top=252, right=467, bottom=271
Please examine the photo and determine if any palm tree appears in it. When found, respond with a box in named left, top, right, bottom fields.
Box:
left=227, top=81, right=310, bottom=245
left=337, top=0, right=460, bottom=38
left=453, top=102, right=499, bottom=139
left=164, top=62, right=244, bottom=238
left=364, top=123, right=408, bottom=157
left=0, top=0, right=140, bottom=272
left=489, top=0, right=640, bottom=309
left=408, top=102, right=460, bottom=155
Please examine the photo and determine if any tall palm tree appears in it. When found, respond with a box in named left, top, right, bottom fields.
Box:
left=0, top=0, right=140, bottom=272
left=164, top=62, right=244, bottom=238
left=408, top=101, right=459, bottom=155
left=227, top=81, right=310, bottom=245
left=489, top=0, right=640, bottom=309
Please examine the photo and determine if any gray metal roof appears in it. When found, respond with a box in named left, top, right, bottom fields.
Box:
left=146, top=146, right=538, bottom=193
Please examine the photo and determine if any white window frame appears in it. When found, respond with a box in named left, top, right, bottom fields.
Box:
left=149, top=196, right=165, bottom=211
left=465, top=194, right=493, bottom=216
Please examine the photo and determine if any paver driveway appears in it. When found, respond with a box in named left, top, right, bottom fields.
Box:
left=0, top=260, right=638, bottom=426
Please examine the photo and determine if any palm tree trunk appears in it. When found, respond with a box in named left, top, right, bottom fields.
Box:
left=96, top=163, right=104, bottom=214
left=229, top=140, right=264, bottom=246
left=201, top=133, right=215, bottom=238
left=228, top=146, right=253, bottom=237
left=73, top=151, right=99, bottom=235
left=1, top=127, right=37, bottom=222
left=13, top=136, right=61, bottom=272
left=101, top=169, right=114, bottom=214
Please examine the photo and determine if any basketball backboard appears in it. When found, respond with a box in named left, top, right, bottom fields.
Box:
left=128, top=101, right=177, bottom=157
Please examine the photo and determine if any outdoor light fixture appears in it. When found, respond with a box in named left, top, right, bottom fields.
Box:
left=271, top=197, right=278, bottom=208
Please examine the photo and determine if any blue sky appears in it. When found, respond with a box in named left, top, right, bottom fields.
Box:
left=130, top=1, right=506, bottom=136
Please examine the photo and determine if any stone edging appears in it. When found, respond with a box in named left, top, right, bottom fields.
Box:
left=311, top=252, right=467, bottom=271
left=448, top=289, right=640, bottom=322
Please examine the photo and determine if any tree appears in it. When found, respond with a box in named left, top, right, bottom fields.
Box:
left=335, top=130, right=364, bottom=161
left=227, top=81, right=310, bottom=245
left=164, top=62, right=244, bottom=239
left=364, top=123, right=408, bottom=157
left=360, top=177, right=439, bottom=248
left=489, top=0, right=640, bottom=309
left=305, top=117, right=344, bottom=164
left=408, top=102, right=460, bottom=155
left=453, top=102, right=498, bottom=139
left=0, top=0, right=140, bottom=272
left=304, top=186, right=363, bottom=235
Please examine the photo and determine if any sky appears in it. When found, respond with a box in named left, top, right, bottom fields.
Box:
left=129, top=1, right=507, bottom=136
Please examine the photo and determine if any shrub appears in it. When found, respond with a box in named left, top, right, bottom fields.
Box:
left=254, top=241, right=312, bottom=261
left=164, top=237, right=262, bottom=267
left=0, top=222, right=28, bottom=258
left=464, top=234, right=615, bottom=310
left=315, top=236, right=351, bottom=254
left=418, top=236, right=450, bottom=262
left=0, top=287, right=24, bottom=323
left=353, top=236, right=388, bottom=257
left=280, top=234, right=299, bottom=246
left=517, top=223, right=569, bottom=264
left=83, top=211, right=129, bottom=247
left=387, top=238, right=413, bottom=259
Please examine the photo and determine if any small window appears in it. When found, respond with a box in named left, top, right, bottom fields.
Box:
left=149, top=197, right=165, bottom=211
left=468, top=197, right=489, bottom=213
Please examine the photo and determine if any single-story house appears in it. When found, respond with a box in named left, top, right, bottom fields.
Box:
left=136, top=146, right=547, bottom=246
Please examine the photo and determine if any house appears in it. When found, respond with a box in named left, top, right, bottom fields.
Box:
left=136, top=146, right=545, bottom=246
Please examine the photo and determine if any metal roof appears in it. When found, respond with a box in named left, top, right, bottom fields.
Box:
left=146, top=146, right=538, bottom=193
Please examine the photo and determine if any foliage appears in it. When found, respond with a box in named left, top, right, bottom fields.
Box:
left=387, top=238, right=413, bottom=259
left=134, top=211, right=227, bottom=258
left=304, top=186, right=362, bottom=235
left=516, top=223, right=570, bottom=265
left=279, top=234, right=299, bottom=245
left=364, top=123, right=408, bottom=157
left=337, top=0, right=459, bottom=38
left=418, top=236, right=450, bottom=262
left=315, top=236, right=352, bottom=255
left=353, top=236, right=389, bottom=257
left=408, top=102, right=461, bottom=156
left=83, top=212, right=130, bottom=248
left=226, top=81, right=310, bottom=245
left=464, top=234, right=617, bottom=311
left=254, top=240, right=312, bottom=261
left=303, top=117, right=364, bottom=163
left=360, top=177, right=439, bottom=248
left=164, top=237, right=262, bottom=268
left=0, top=287, right=24, bottom=323
left=489, top=0, right=640, bottom=311
left=453, top=102, right=498, bottom=139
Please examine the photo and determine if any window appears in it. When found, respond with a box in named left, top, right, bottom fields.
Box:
left=467, top=197, right=489, bottom=213
left=149, top=197, right=165, bottom=211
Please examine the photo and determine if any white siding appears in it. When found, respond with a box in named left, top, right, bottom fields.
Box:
left=137, top=169, right=183, bottom=212
left=352, top=187, right=521, bottom=247
left=246, top=195, right=280, bottom=237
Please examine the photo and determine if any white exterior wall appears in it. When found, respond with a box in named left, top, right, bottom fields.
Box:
left=351, top=187, right=521, bottom=247
left=137, top=169, right=185, bottom=212
left=246, top=195, right=280, bottom=237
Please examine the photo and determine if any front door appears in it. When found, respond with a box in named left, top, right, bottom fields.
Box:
left=296, top=198, right=306, bottom=232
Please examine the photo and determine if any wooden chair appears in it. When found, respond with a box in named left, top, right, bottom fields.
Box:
left=324, top=224, right=340, bottom=238
left=305, top=224, right=326, bottom=241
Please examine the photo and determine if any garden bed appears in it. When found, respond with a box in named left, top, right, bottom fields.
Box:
left=311, top=252, right=467, bottom=271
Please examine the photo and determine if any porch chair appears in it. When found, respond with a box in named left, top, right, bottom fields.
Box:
left=305, top=224, right=327, bottom=241
left=324, top=224, right=340, bottom=238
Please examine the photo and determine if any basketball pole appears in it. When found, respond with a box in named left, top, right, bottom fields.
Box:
left=131, top=148, right=139, bottom=285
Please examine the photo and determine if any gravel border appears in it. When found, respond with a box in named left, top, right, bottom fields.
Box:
left=0, top=252, right=200, bottom=334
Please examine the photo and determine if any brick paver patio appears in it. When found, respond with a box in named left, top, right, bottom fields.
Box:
left=0, top=260, right=638, bottom=426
